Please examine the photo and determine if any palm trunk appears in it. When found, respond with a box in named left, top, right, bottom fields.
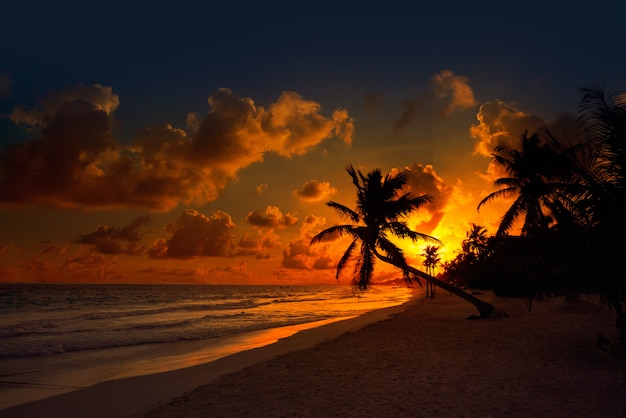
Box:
left=375, top=251, right=495, bottom=318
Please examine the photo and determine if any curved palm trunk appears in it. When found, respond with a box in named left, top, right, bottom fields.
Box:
left=375, top=251, right=495, bottom=318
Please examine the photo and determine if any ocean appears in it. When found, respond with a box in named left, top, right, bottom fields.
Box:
left=0, top=283, right=413, bottom=408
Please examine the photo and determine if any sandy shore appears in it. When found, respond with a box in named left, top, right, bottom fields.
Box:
left=3, top=291, right=626, bottom=417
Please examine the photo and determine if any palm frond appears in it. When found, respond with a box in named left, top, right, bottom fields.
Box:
left=326, top=201, right=360, bottom=223
left=336, top=238, right=358, bottom=279
left=310, top=224, right=356, bottom=245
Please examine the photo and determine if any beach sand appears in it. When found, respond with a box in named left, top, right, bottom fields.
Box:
left=3, top=291, right=626, bottom=417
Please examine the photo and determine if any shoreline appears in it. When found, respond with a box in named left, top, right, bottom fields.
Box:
left=143, top=291, right=626, bottom=417
left=0, top=292, right=417, bottom=417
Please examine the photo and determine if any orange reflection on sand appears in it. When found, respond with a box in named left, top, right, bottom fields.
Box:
left=110, top=317, right=355, bottom=380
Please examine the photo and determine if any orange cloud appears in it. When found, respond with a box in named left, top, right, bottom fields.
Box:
left=470, top=99, right=545, bottom=157
left=0, top=243, right=18, bottom=255
left=234, top=230, right=281, bottom=258
left=293, top=180, right=338, bottom=202
left=390, top=163, right=452, bottom=234
left=255, top=183, right=268, bottom=195
left=245, top=205, right=298, bottom=229
left=149, top=210, right=237, bottom=259
left=1, top=85, right=353, bottom=211
left=59, top=252, right=123, bottom=281
left=281, top=214, right=333, bottom=271
left=431, top=70, right=477, bottom=116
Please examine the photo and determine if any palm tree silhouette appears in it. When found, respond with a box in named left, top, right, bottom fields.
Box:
left=421, top=245, right=441, bottom=298
left=464, top=223, right=489, bottom=258
left=311, top=165, right=495, bottom=318
left=477, top=132, right=573, bottom=237
left=575, top=86, right=626, bottom=344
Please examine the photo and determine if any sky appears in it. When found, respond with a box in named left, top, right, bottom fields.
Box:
left=1, top=1, right=625, bottom=285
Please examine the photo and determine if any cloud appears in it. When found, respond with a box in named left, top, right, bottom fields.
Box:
left=0, top=243, right=18, bottom=255
left=431, top=69, right=477, bottom=116
left=390, top=163, right=453, bottom=234
left=393, top=98, right=420, bottom=132
left=42, top=244, right=68, bottom=255
left=59, top=252, right=123, bottom=281
left=255, top=183, right=268, bottom=195
left=234, top=230, right=281, bottom=258
left=469, top=99, right=545, bottom=157
left=299, top=214, right=326, bottom=240
left=281, top=214, right=330, bottom=270
left=281, top=239, right=312, bottom=270
left=245, top=205, right=298, bottom=229
left=149, top=209, right=237, bottom=259
left=293, top=180, right=338, bottom=202
left=75, top=216, right=150, bottom=255
left=1, top=85, right=353, bottom=211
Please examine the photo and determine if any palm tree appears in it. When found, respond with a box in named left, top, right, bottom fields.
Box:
left=421, top=245, right=441, bottom=297
left=311, top=164, right=495, bottom=318
left=477, top=132, right=574, bottom=237
left=574, top=86, right=626, bottom=345
left=464, top=223, right=489, bottom=258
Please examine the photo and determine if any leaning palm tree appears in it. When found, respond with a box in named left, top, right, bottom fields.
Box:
left=311, top=164, right=495, bottom=318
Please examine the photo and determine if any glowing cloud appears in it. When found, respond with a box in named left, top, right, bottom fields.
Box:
left=245, top=206, right=298, bottom=229
left=293, top=180, right=338, bottom=202
left=390, top=163, right=452, bottom=234
left=469, top=99, right=545, bottom=157
left=1, top=85, right=353, bottom=211
left=431, top=70, right=477, bottom=116
left=281, top=214, right=329, bottom=270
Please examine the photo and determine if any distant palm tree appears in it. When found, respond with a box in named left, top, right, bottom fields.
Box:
left=478, top=132, right=574, bottom=237
left=311, top=165, right=495, bottom=318
left=421, top=245, right=441, bottom=298
left=464, top=223, right=489, bottom=258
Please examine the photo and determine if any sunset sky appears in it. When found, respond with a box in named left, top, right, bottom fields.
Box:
left=1, top=1, right=625, bottom=284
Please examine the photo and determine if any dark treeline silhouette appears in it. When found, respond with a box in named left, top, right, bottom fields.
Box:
left=441, top=85, right=626, bottom=345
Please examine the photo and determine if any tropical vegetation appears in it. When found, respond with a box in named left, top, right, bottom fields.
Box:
left=442, top=85, right=626, bottom=343
left=310, top=165, right=495, bottom=318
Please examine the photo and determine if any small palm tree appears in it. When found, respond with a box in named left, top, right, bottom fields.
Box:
left=421, top=245, right=441, bottom=298
left=311, top=165, right=495, bottom=318
left=464, top=223, right=489, bottom=258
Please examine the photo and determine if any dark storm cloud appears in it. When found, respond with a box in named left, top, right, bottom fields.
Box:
left=75, top=216, right=150, bottom=255
left=149, top=210, right=237, bottom=259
